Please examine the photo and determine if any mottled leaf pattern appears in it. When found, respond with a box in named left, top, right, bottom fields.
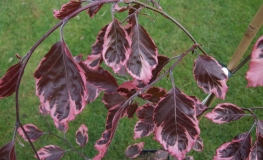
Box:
left=94, top=92, right=128, bottom=160
left=0, top=62, right=22, bottom=99
left=246, top=36, right=263, bottom=87
left=134, top=104, right=155, bottom=139
left=154, top=87, right=199, bottom=159
left=86, top=1, right=103, bottom=18
left=193, top=55, right=228, bottom=99
left=76, top=124, right=88, bottom=147
left=140, top=87, right=166, bottom=103
left=83, top=25, right=107, bottom=70
left=53, top=120, right=68, bottom=133
left=117, top=81, right=138, bottom=98
left=17, top=124, right=44, bottom=142
left=102, top=18, right=131, bottom=73
left=126, top=24, right=158, bottom=83
left=214, top=132, right=251, bottom=160
left=125, top=142, right=144, bottom=158
left=123, top=103, right=138, bottom=118
left=36, top=145, right=65, bottom=160
left=53, top=0, right=81, bottom=19
left=85, top=82, right=101, bottom=103
left=205, top=103, right=245, bottom=124
left=34, top=41, right=87, bottom=124
left=190, top=96, right=208, bottom=116
left=0, top=141, right=16, bottom=160
left=154, top=150, right=169, bottom=160
left=80, top=63, right=118, bottom=93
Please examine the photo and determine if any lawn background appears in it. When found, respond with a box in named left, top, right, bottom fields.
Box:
left=1, top=0, right=263, bottom=159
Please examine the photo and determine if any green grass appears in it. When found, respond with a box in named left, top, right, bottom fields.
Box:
left=1, top=0, right=263, bottom=159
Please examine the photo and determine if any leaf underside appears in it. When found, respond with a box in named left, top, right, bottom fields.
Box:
left=125, top=142, right=144, bottom=158
left=53, top=1, right=81, bottom=19
left=154, top=87, right=200, bottom=159
left=193, top=55, right=228, bottom=99
left=34, top=41, right=87, bottom=125
left=86, top=1, right=103, bottom=18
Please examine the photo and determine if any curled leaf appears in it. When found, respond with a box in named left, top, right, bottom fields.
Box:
left=246, top=36, right=263, bottom=87
left=53, top=0, right=82, bottom=20
left=0, top=62, right=22, bottom=99
left=193, top=55, right=228, bottom=99
left=17, top=124, right=44, bottom=142
left=76, top=124, right=88, bottom=147
left=0, top=141, right=16, bottom=160
left=86, top=1, right=103, bottom=18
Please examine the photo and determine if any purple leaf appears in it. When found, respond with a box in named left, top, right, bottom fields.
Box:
left=36, top=145, right=65, bottom=160
left=134, top=104, right=155, bottom=139
left=140, top=87, right=166, bottom=104
left=126, top=24, right=158, bottom=83
left=117, top=81, right=138, bottom=98
left=190, top=96, right=208, bottom=116
left=123, top=103, right=138, bottom=118
left=83, top=25, right=108, bottom=70
left=85, top=82, right=101, bottom=103
left=34, top=41, right=87, bottom=124
left=39, top=104, right=48, bottom=116
left=246, top=36, right=263, bottom=87
left=86, top=1, right=103, bottom=18
left=154, top=87, right=200, bottom=159
left=94, top=92, right=128, bottom=160
left=53, top=0, right=82, bottom=20
left=193, top=136, right=203, bottom=152
left=125, top=142, right=144, bottom=158
left=153, top=150, right=169, bottom=160
left=0, top=141, right=16, bottom=160
left=205, top=103, right=245, bottom=124
left=76, top=124, right=88, bottom=147
left=249, top=134, right=263, bottom=160
left=257, top=120, right=263, bottom=136
left=80, top=63, right=118, bottom=93
left=0, top=62, right=22, bottom=99
left=113, top=3, right=129, bottom=12
left=17, top=124, right=44, bottom=142
left=214, top=132, right=251, bottom=160
left=193, top=55, right=228, bottom=99
left=102, top=18, right=131, bottom=73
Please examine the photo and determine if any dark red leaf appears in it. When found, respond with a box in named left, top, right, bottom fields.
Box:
left=133, top=55, right=169, bottom=87
left=34, top=41, right=87, bottom=124
left=249, top=135, right=263, bottom=160
left=140, top=87, right=166, bottom=103
left=53, top=0, right=82, bottom=20
left=76, top=124, right=88, bottom=147
left=153, top=150, right=169, bottom=160
left=102, top=18, right=131, bottom=73
left=214, top=132, right=251, bottom=160
left=94, top=92, right=128, bottom=160
left=86, top=1, right=103, bottom=18
left=0, top=62, right=22, bottom=99
left=36, top=145, right=65, bottom=160
left=123, top=103, right=138, bottom=118
left=117, top=81, right=138, bottom=98
left=192, top=136, right=203, bottom=152
left=0, top=141, right=16, bottom=160
left=193, top=55, right=228, bottom=99
left=85, top=82, right=101, bottom=103
left=246, top=36, right=263, bottom=87
left=83, top=25, right=108, bottom=70
left=134, top=104, right=155, bottom=139
left=257, top=120, right=263, bottom=136
left=190, top=96, right=208, bottom=116
left=17, top=124, right=44, bottom=142
left=154, top=87, right=200, bottom=159
left=125, top=142, right=144, bottom=158
left=205, top=103, right=245, bottom=124
left=126, top=24, right=158, bottom=83
left=113, top=3, right=129, bottom=12
left=80, top=63, right=118, bottom=93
